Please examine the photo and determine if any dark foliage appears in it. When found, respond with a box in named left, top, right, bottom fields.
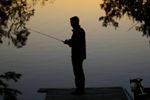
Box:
left=0, top=0, right=34, bottom=48
left=0, top=0, right=56, bottom=48
left=100, top=0, right=150, bottom=37
left=0, top=72, right=22, bottom=100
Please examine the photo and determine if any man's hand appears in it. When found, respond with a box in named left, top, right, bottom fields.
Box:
left=63, top=39, right=72, bottom=47
left=64, top=39, right=69, bottom=44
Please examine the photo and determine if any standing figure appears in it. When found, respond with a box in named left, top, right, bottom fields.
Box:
left=64, top=16, right=86, bottom=95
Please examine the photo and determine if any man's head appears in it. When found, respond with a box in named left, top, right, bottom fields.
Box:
left=70, top=16, right=80, bottom=28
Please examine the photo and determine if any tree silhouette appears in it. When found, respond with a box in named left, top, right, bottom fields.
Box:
left=100, top=0, right=150, bottom=38
left=0, top=0, right=56, bottom=48
left=31, top=0, right=56, bottom=5
left=0, top=72, right=22, bottom=100
left=0, top=0, right=35, bottom=48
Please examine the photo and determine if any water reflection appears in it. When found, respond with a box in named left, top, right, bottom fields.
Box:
left=0, top=72, right=22, bottom=100
left=100, top=0, right=150, bottom=39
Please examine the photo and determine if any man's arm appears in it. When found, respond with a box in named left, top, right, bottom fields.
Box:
left=64, top=39, right=72, bottom=47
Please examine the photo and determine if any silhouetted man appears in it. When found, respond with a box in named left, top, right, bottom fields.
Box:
left=64, top=16, right=86, bottom=95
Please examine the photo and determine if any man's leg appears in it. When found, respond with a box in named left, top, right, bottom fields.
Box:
left=72, top=58, right=85, bottom=93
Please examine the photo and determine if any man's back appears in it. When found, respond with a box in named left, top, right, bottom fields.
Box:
left=71, top=26, right=86, bottom=60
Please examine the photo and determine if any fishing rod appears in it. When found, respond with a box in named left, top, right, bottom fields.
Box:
left=28, top=28, right=64, bottom=43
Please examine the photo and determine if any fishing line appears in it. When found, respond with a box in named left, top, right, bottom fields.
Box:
left=128, top=22, right=139, bottom=31
left=28, top=28, right=64, bottom=43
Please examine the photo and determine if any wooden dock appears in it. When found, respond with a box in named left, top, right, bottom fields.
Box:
left=38, top=87, right=130, bottom=100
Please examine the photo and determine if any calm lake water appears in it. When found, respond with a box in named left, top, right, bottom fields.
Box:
left=1, top=0, right=150, bottom=100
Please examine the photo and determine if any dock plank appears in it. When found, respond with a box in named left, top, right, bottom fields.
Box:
left=38, top=87, right=129, bottom=100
